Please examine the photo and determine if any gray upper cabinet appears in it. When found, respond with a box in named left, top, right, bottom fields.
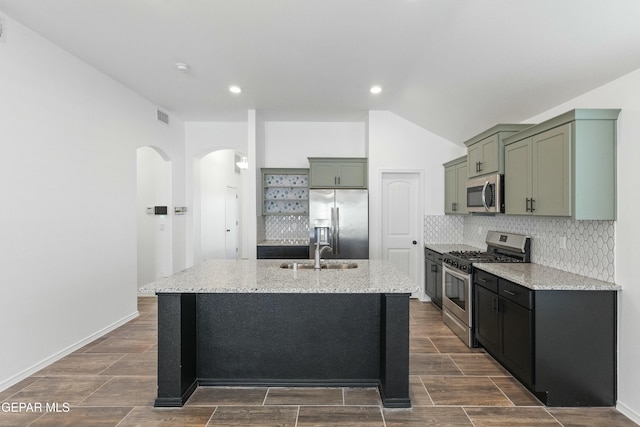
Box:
left=444, top=156, right=467, bottom=214
left=308, top=157, right=367, bottom=188
left=503, top=109, right=620, bottom=220
left=465, top=124, right=533, bottom=178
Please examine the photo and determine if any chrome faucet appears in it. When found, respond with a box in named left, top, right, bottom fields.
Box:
left=314, top=241, right=333, bottom=269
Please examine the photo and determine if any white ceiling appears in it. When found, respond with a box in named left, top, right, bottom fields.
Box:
left=1, top=0, right=640, bottom=143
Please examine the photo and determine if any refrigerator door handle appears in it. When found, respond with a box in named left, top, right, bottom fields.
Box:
left=330, top=207, right=336, bottom=249
left=335, top=207, right=340, bottom=255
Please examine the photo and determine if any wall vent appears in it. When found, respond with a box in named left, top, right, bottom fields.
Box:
left=0, top=16, right=6, bottom=42
left=157, top=109, right=169, bottom=124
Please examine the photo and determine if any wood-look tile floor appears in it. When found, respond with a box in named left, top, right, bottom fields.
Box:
left=1, top=297, right=637, bottom=426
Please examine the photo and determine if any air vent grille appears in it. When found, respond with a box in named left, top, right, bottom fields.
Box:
left=157, top=109, right=169, bottom=124
left=0, top=16, right=6, bottom=42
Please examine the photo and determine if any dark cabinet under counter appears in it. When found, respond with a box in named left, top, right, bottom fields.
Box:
left=424, top=248, right=443, bottom=308
left=257, top=245, right=309, bottom=259
left=474, top=268, right=616, bottom=407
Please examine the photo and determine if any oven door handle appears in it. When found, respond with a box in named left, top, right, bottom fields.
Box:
left=443, top=264, right=470, bottom=282
left=481, top=180, right=489, bottom=211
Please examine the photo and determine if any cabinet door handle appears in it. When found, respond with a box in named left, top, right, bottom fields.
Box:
left=492, top=297, right=498, bottom=312
left=478, top=161, right=482, bottom=172
left=530, top=198, right=535, bottom=212
left=503, top=289, right=516, bottom=296
left=526, top=198, right=531, bottom=212
left=452, top=202, right=457, bottom=211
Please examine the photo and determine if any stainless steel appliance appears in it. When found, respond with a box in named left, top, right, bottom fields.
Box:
left=466, top=173, right=504, bottom=213
left=309, top=189, right=368, bottom=259
left=442, top=231, right=531, bottom=347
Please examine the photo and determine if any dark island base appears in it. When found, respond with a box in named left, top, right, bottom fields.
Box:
left=154, top=292, right=411, bottom=408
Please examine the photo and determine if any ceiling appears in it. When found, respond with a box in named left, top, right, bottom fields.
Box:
left=1, top=0, right=640, bottom=143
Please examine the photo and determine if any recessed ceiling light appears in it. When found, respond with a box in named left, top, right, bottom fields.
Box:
left=229, top=85, right=242, bottom=94
left=175, top=62, right=190, bottom=72
left=370, top=85, right=382, bottom=94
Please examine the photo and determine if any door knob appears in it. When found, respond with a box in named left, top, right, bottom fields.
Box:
left=412, top=240, right=417, bottom=245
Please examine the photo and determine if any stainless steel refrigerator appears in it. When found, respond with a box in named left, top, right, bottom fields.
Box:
left=309, top=189, right=369, bottom=259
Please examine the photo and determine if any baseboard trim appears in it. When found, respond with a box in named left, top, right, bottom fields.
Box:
left=617, top=400, right=640, bottom=425
left=0, top=310, right=139, bottom=392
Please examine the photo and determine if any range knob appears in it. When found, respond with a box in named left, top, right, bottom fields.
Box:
left=460, top=265, right=468, bottom=272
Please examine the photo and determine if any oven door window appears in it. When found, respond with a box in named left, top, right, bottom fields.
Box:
left=444, top=269, right=467, bottom=311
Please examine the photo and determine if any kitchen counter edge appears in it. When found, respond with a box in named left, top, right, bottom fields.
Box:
left=475, top=263, right=620, bottom=291
left=139, top=259, right=419, bottom=294
left=257, top=240, right=309, bottom=247
left=425, top=243, right=484, bottom=253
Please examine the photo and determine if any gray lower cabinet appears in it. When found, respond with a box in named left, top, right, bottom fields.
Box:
left=474, top=269, right=616, bottom=407
left=308, top=158, right=367, bottom=188
left=503, top=109, right=620, bottom=219
left=424, top=248, right=443, bottom=308
left=474, top=272, right=532, bottom=385
left=444, top=156, right=467, bottom=214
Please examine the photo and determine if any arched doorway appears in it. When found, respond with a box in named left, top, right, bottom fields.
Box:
left=136, top=146, right=172, bottom=288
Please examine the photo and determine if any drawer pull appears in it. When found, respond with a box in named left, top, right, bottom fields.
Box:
left=503, top=290, right=516, bottom=296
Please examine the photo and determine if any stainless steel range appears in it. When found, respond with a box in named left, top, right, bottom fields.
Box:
left=442, top=231, right=531, bottom=347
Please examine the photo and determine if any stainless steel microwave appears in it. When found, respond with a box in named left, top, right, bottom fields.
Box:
left=466, top=174, right=504, bottom=213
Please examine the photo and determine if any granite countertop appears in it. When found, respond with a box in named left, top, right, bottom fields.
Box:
left=257, top=240, right=309, bottom=246
left=425, top=243, right=484, bottom=253
left=475, top=263, right=620, bottom=291
left=139, top=259, right=419, bottom=294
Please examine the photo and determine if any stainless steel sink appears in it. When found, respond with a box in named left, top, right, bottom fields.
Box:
left=279, top=263, right=315, bottom=270
left=279, top=262, right=358, bottom=270
left=324, top=262, right=358, bottom=269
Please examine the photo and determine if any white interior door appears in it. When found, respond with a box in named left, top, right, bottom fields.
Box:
left=225, top=187, right=238, bottom=259
left=381, top=172, right=422, bottom=295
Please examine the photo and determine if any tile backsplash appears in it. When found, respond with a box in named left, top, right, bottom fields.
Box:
left=424, top=214, right=615, bottom=283
left=264, top=215, right=310, bottom=241
left=423, top=215, right=464, bottom=244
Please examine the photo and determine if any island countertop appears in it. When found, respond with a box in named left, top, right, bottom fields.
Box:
left=139, top=259, right=419, bottom=294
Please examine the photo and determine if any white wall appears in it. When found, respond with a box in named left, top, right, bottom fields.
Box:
left=185, top=121, right=248, bottom=264
left=263, top=121, right=366, bottom=168
left=368, top=111, right=465, bottom=300
left=0, top=15, right=185, bottom=389
left=368, top=110, right=466, bottom=259
left=137, top=147, right=173, bottom=286
left=515, top=68, right=640, bottom=422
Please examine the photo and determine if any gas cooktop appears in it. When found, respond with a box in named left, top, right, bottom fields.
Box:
left=443, top=231, right=531, bottom=273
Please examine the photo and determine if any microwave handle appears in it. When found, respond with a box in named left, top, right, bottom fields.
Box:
left=481, top=180, right=489, bottom=211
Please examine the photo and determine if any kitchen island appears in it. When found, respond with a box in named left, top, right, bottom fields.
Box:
left=139, top=259, right=418, bottom=408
